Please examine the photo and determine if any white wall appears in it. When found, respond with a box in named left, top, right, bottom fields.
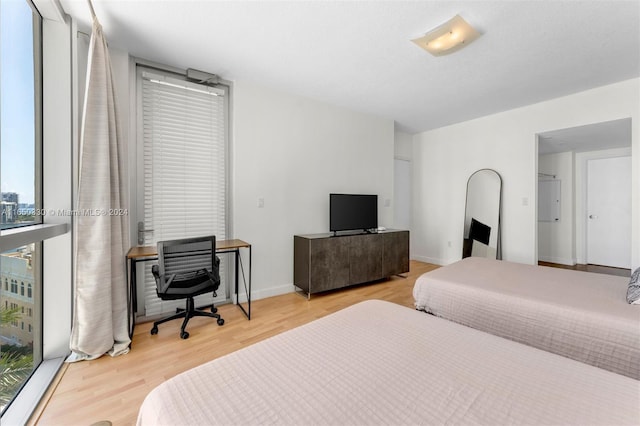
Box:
left=538, top=151, right=574, bottom=265
left=103, top=52, right=393, bottom=305
left=233, top=80, right=394, bottom=300
left=394, top=130, right=412, bottom=160
left=413, top=78, right=640, bottom=268
left=394, top=130, right=412, bottom=235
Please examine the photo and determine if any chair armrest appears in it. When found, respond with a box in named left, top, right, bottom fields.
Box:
left=152, top=265, right=177, bottom=294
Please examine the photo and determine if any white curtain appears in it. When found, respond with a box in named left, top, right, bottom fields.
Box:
left=68, top=16, right=130, bottom=361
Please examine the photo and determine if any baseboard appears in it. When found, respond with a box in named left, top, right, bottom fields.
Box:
left=538, top=256, right=576, bottom=266
left=412, top=255, right=448, bottom=266
left=234, top=283, right=295, bottom=304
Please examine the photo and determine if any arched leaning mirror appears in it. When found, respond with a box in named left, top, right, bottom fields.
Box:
left=462, top=169, right=502, bottom=260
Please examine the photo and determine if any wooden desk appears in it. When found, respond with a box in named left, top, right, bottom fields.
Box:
left=126, top=239, right=252, bottom=337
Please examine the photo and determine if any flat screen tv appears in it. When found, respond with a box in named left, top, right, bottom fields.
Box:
left=330, top=193, right=377, bottom=233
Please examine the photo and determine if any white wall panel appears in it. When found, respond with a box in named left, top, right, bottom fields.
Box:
left=233, top=81, right=394, bottom=299
left=413, top=78, right=640, bottom=268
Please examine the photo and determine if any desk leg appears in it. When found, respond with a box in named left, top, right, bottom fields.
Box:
left=129, top=258, right=137, bottom=339
left=248, top=245, right=251, bottom=320
left=234, top=249, right=239, bottom=306
left=232, top=247, right=251, bottom=320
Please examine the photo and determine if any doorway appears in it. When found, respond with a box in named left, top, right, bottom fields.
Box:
left=537, top=118, right=632, bottom=272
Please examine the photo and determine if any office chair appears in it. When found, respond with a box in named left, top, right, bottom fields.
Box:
left=150, top=235, right=224, bottom=339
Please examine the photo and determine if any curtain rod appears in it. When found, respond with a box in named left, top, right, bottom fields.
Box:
left=86, top=0, right=97, bottom=20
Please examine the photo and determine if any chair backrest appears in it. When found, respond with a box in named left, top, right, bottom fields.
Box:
left=157, top=235, right=217, bottom=279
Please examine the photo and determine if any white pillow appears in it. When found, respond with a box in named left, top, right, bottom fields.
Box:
left=626, top=267, right=640, bottom=304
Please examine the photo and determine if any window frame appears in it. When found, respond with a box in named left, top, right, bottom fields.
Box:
left=0, top=0, right=70, bottom=422
left=0, top=0, right=44, bottom=415
left=0, top=0, right=43, bottom=231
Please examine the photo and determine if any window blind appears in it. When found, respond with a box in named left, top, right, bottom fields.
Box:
left=139, top=69, right=228, bottom=317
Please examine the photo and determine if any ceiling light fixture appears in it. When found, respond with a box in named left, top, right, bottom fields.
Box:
left=412, top=14, right=481, bottom=56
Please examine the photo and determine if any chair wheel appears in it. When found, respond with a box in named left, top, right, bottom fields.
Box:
left=217, top=318, right=225, bottom=326
left=150, top=326, right=158, bottom=335
left=211, top=306, right=218, bottom=313
left=180, top=331, right=189, bottom=339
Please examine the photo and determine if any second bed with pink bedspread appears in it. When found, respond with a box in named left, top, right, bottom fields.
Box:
left=414, top=256, right=640, bottom=379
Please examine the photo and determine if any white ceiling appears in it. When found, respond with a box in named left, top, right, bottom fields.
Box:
left=538, top=118, right=632, bottom=155
left=57, top=0, right=640, bottom=134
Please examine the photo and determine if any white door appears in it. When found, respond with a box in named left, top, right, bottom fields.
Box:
left=393, top=159, right=411, bottom=230
left=586, top=156, right=631, bottom=268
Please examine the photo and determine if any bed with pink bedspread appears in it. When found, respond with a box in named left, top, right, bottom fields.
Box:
left=138, top=300, right=640, bottom=425
left=414, top=256, right=640, bottom=379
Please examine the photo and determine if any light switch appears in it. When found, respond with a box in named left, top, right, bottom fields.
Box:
left=257, top=197, right=264, bottom=208
left=384, top=199, right=391, bottom=207
left=522, top=197, right=529, bottom=206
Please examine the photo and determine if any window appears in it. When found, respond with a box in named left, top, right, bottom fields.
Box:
left=0, top=244, right=40, bottom=412
left=27, top=284, right=31, bottom=298
left=0, top=0, right=43, bottom=415
left=136, top=67, right=229, bottom=318
left=1, top=0, right=42, bottom=229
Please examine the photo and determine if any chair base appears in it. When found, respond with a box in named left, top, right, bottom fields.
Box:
left=150, top=297, right=224, bottom=339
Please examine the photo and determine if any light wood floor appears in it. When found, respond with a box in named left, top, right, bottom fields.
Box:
left=32, top=261, right=438, bottom=426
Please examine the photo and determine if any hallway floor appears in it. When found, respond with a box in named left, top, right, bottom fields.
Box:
left=538, top=261, right=631, bottom=277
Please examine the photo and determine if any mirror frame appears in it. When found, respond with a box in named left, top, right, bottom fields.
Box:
left=462, top=168, right=502, bottom=260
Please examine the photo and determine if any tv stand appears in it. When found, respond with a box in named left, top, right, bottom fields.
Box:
left=294, top=230, right=409, bottom=297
